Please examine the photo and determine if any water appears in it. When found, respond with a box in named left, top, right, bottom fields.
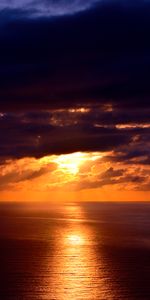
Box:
left=0, top=201, right=150, bottom=299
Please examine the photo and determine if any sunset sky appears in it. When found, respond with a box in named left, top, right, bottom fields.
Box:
left=0, top=0, right=150, bottom=202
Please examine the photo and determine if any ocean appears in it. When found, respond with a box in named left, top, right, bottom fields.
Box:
left=0, top=201, right=150, bottom=300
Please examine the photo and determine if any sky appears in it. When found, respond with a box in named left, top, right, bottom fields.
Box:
left=0, top=0, right=150, bottom=202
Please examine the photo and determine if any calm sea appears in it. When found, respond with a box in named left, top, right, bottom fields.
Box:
left=0, top=201, right=150, bottom=300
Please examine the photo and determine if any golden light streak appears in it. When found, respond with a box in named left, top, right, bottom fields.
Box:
left=44, top=203, right=114, bottom=300
left=68, top=107, right=90, bottom=113
left=116, top=123, right=150, bottom=129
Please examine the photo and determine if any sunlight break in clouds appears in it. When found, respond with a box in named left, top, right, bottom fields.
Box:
left=1, top=151, right=150, bottom=199
left=51, top=152, right=102, bottom=175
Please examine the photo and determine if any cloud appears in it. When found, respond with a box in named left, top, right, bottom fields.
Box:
left=77, top=167, right=148, bottom=191
left=0, top=0, right=99, bottom=18
left=0, top=107, right=149, bottom=161
left=0, top=111, right=134, bottom=159
left=101, top=167, right=124, bottom=178
left=0, top=1, right=148, bottom=19
left=0, top=158, right=56, bottom=190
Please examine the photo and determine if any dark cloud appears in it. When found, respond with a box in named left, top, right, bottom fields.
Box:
left=103, top=133, right=150, bottom=165
left=0, top=111, right=132, bottom=158
left=77, top=168, right=147, bottom=191
left=0, top=106, right=149, bottom=160
left=101, top=167, right=124, bottom=179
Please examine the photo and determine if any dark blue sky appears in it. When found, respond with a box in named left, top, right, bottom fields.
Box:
left=0, top=0, right=150, bottom=109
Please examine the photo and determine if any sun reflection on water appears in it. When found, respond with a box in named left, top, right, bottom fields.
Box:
left=44, top=203, right=114, bottom=300
left=67, top=234, right=84, bottom=246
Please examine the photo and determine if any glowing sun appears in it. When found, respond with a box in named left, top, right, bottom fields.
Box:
left=53, top=152, right=87, bottom=175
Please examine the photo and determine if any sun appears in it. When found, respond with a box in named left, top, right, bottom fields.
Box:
left=53, top=152, right=87, bottom=175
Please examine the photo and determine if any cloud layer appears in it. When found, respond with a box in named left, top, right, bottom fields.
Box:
left=0, top=1, right=150, bottom=193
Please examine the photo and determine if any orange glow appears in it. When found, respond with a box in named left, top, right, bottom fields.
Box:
left=0, top=151, right=150, bottom=202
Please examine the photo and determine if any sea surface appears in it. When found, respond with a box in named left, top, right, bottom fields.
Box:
left=0, top=201, right=150, bottom=300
